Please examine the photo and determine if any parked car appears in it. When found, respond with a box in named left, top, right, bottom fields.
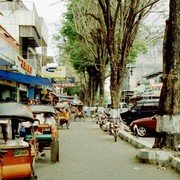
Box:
left=120, top=99, right=159, bottom=125
left=129, top=116, right=157, bottom=137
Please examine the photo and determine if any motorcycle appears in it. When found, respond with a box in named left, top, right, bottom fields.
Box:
left=98, top=111, right=108, bottom=129
left=109, top=118, right=120, bottom=142
left=113, top=122, right=120, bottom=142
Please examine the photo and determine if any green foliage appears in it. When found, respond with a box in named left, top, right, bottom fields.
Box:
left=128, top=40, right=148, bottom=64
left=60, top=5, right=95, bottom=73
left=61, top=14, right=78, bottom=41
left=63, top=84, right=83, bottom=96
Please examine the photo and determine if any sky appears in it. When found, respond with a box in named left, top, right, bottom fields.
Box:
left=22, top=0, right=67, bottom=57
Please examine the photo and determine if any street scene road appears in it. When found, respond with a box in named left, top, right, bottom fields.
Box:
left=35, top=120, right=179, bottom=180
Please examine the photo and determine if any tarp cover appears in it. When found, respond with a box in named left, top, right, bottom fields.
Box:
left=28, top=105, right=56, bottom=114
left=0, top=102, right=34, bottom=121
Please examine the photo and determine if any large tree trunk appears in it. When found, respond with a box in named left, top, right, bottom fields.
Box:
left=89, top=67, right=99, bottom=106
left=82, top=66, right=99, bottom=106
left=99, top=64, right=105, bottom=106
left=110, top=56, right=125, bottom=118
left=153, top=0, right=180, bottom=151
left=110, top=63, right=122, bottom=109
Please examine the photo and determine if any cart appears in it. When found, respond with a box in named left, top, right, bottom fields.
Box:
left=0, top=102, right=37, bottom=180
left=54, top=103, right=71, bottom=129
left=28, top=105, right=59, bottom=163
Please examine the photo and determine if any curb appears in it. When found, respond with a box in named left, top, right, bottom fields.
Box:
left=171, top=156, right=180, bottom=173
left=118, top=130, right=180, bottom=173
left=118, top=130, right=152, bottom=149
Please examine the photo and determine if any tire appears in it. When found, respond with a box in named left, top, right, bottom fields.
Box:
left=56, top=140, right=59, bottom=162
left=51, top=141, right=58, bottom=163
left=67, top=123, right=70, bottom=129
left=137, top=126, right=148, bottom=137
left=27, top=165, right=37, bottom=180
left=27, top=175, right=38, bottom=180
left=114, top=133, right=118, bottom=142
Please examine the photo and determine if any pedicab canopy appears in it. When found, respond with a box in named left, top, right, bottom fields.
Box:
left=55, top=103, right=69, bottom=109
left=0, top=102, right=34, bottom=122
left=28, top=105, right=56, bottom=115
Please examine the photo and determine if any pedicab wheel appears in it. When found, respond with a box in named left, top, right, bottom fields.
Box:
left=114, top=133, right=118, bottom=142
left=27, top=175, right=38, bottom=180
left=51, top=140, right=59, bottom=163
left=28, top=160, right=38, bottom=180
left=56, top=140, right=59, bottom=162
left=66, top=123, right=70, bottom=129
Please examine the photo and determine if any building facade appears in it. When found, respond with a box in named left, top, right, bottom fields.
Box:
left=0, top=0, right=51, bottom=103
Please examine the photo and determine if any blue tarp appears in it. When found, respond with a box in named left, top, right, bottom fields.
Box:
left=0, top=69, right=52, bottom=86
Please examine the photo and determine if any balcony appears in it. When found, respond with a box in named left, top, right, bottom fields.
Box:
left=0, top=1, right=48, bottom=47
left=24, top=47, right=41, bottom=76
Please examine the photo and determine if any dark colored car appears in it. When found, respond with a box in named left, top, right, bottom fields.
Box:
left=129, top=116, right=157, bottom=137
left=120, top=99, right=159, bottom=125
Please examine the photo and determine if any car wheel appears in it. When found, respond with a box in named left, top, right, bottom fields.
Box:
left=137, top=126, right=148, bottom=137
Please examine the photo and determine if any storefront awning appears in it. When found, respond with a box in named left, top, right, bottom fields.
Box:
left=0, top=69, right=52, bottom=87
left=0, top=57, right=14, bottom=66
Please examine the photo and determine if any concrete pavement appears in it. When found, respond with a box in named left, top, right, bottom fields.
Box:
left=35, top=120, right=179, bottom=180
left=118, top=129, right=180, bottom=173
left=87, top=116, right=179, bottom=173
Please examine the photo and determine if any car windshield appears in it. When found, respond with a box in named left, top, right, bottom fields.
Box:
left=132, top=105, right=141, bottom=111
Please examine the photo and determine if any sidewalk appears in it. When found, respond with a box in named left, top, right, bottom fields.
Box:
left=118, top=130, right=180, bottom=173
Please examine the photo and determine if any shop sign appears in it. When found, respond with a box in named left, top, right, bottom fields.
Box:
left=42, top=66, right=66, bottom=78
left=53, top=83, right=75, bottom=88
left=18, top=56, right=32, bottom=74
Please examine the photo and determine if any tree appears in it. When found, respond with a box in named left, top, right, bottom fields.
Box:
left=60, top=0, right=109, bottom=106
left=96, top=0, right=160, bottom=117
left=58, top=4, right=97, bottom=105
left=57, top=0, right=164, bottom=110
left=153, top=0, right=180, bottom=150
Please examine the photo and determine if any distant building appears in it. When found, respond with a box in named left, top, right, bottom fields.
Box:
left=124, top=41, right=163, bottom=98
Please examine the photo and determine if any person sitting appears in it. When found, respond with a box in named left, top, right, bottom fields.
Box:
left=64, top=108, right=71, bottom=128
left=44, top=112, right=56, bottom=128
left=74, top=106, right=85, bottom=121
left=19, top=125, right=26, bottom=139
left=59, top=108, right=71, bottom=128
left=1, top=124, right=8, bottom=143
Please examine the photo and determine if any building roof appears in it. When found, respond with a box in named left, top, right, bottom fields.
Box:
left=143, top=70, right=162, bottom=79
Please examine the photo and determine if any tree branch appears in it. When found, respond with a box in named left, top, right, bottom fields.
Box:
left=135, top=0, right=160, bottom=15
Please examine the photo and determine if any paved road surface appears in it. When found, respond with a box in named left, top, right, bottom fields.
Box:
left=35, top=120, right=179, bottom=180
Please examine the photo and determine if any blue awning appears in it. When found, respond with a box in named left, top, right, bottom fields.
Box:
left=0, top=69, right=52, bottom=87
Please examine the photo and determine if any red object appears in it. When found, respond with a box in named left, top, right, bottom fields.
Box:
left=0, top=147, right=33, bottom=179
left=129, top=116, right=157, bottom=137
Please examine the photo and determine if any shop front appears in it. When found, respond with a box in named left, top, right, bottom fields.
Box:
left=0, top=80, right=18, bottom=102
left=0, top=69, right=52, bottom=103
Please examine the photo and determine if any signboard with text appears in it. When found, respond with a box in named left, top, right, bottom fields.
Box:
left=53, top=83, right=75, bottom=88
left=42, top=66, right=66, bottom=78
